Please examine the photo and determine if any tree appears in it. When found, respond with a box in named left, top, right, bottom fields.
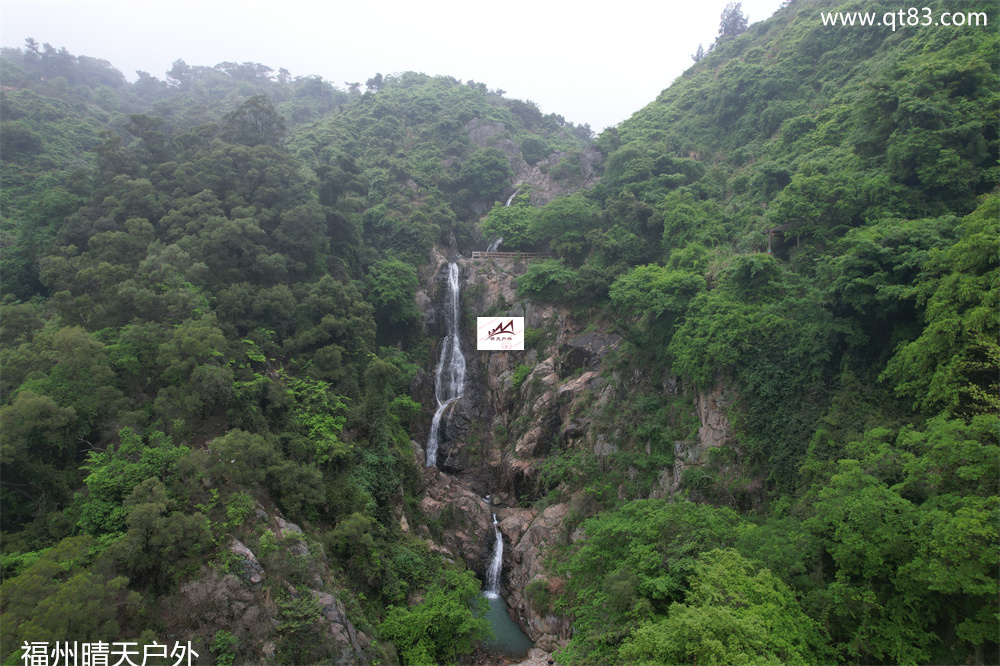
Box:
left=479, top=198, right=535, bottom=250
left=881, top=194, right=999, bottom=417
left=105, top=477, right=211, bottom=591
left=459, top=148, right=513, bottom=201
left=166, top=58, right=191, bottom=87
left=0, top=536, right=140, bottom=663
left=557, top=501, right=742, bottom=662
left=222, top=95, right=286, bottom=148
left=619, top=549, right=830, bottom=665
left=718, top=2, right=749, bottom=40
left=380, top=569, right=490, bottom=664
left=78, top=427, right=190, bottom=536
left=609, top=264, right=706, bottom=323
left=366, top=257, right=421, bottom=330
left=281, top=372, right=349, bottom=464
left=0, top=391, right=80, bottom=529
left=691, top=44, right=707, bottom=62
left=529, top=194, right=599, bottom=261
left=365, top=73, right=384, bottom=92
left=515, top=260, right=577, bottom=302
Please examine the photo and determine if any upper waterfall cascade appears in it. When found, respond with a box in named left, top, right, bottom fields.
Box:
left=426, top=262, right=466, bottom=467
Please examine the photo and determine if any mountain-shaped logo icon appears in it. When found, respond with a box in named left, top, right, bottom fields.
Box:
left=488, top=320, right=515, bottom=337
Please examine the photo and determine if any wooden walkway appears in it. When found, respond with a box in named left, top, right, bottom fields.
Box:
left=471, top=251, right=553, bottom=261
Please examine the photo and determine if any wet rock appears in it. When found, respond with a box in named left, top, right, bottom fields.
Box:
left=272, top=517, right=323, bottom=585
left=521, top=357, right=556, bottom=396
left=466, top=118, right=508, bottom=147
left=579, top=147, right=604, bottom=180
left=560, top=418, right=590, bottom=447
left=274, top=516, right=303, bottom=539
left=697, top=380, right=734, bottom=449
left=557, top=371, right=597, bottom=399
left=416, top=290, right=435, bottom=334
left=411, top=440, right=426, bottom=472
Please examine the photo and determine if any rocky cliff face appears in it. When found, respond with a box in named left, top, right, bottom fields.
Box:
left=465, top=117, right=603, bottom=206
left=413, top=253, right=748, bottom=645
left=500, top=503, right=574, bottom=651
left=206, top=508, right=372, bottom=664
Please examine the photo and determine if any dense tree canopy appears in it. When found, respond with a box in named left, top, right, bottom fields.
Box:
left=1, top=1, right=997, bottom=663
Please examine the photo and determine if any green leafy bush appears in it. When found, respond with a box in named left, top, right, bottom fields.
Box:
left=511, top=364, right=533, bottom=392
left=380, top=569, right=490, bottom=664
left=515, top=260, right=576, bottom=302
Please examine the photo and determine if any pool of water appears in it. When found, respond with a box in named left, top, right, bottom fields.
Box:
left=481, top=594, right=534, bottom=659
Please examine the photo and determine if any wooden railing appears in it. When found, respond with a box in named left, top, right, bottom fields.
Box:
left=471, top=251, right=553, bottom=260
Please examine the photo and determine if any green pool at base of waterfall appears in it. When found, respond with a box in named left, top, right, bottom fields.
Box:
left=480, top=593, right=535, bottom=659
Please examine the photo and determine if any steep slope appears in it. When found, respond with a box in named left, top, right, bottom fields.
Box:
left=454, top=1, right=997, bottom=663
left=0, top=1, right=997, bottom=662
left=0, top=46, right=597, bottom=665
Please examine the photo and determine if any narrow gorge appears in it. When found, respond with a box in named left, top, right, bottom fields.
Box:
left=414, top=251, right=745, bottom=659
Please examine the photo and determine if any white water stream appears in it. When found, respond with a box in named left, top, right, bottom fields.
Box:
left=485, top=513, right=503, bottom=598
left=426, top=262, right=466, bottom=467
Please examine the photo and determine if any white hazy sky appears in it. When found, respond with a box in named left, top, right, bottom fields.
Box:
left=0, top=0, right=785, bottom=131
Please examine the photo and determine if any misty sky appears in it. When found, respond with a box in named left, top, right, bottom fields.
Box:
left=1, top=0, right=785, bottom=131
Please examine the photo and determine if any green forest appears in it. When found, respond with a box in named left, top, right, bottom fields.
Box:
left=1, top=0, right=997, bottom=664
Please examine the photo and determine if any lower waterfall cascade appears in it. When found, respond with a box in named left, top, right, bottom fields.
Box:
left=485, top=513, right=503, bottom=599
left=480, top=511, right=534, bottom=658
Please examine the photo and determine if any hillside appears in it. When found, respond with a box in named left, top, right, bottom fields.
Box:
left=1, top=0, right=998, bottom=664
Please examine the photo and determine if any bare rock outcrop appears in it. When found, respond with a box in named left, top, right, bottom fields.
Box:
left=514, top=146, right=604, bottom=206
left=649, top=378, right=742, bottom=500
left=229, top=538, right=264, bottom=586
left=463, top=116, right=603, bottom=209
left=558, top=331, right=622, bottom=374
left=502, top=504, right=572, bottom=647
left=313, top=590, right=369, bottom=665
left=418, top=468, right=494, bottom=569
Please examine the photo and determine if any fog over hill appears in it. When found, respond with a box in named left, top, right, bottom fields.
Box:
left=0, top=0, right=787, bottom=131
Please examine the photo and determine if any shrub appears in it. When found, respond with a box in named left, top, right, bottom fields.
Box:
left=511, top=364, right=533, bottom=392
left=516, top=260, right=576, bottom=302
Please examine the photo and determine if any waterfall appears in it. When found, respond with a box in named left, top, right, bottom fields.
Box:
left=505, top=189, right=519, bottom=207
left=485, top=513, right=503, bottom=599
left=480, top=508, right=534, bottom=658
left=486, top=236, right=504, bottom=253
left=426, top=262, right=466, bottom=467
